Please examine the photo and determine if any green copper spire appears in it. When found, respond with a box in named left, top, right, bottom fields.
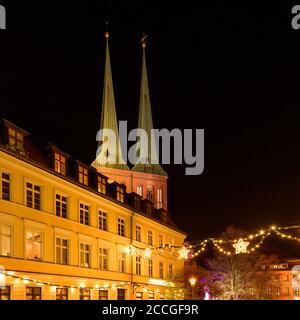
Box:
left=93, top=30, right=129, bottom=170
left=132, top=35, right=167, bottom=176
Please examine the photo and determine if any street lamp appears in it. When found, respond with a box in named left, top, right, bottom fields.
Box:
left=189, top=277, right=197, bottom=299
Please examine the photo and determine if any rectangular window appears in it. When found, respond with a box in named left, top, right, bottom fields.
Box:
left=159, top=235, right=164, bottom=248
left=26, top=182, right=41, bottom=210
left=8, top=128, right=24, bottom=149
left=118, top=218, right=125, bottom=237
left=80, top=203, right=89, bottom=225
left=148, top=259, right=153, bottom=277
left=136, top=225, right=141, bottom=242
left=169, top=264, right=173, bottom=278
left=157, top=187, right=163, bottom=208
left=56, top=288, right=68, bottom=300
left=54, top=153, right=66, bottom=175
left=97, top=176, right=106, bottom=194
left=0, top=224, right=11, bottom=256
left=160, top=293, right=165, bottom=300
left=78, top=165, right=88, bottom=186
left=117, top=186, right=124, bottom=203
left=136, top=256, right=141, bottom=275
left=159, top=262, right=164, bottom=279
left=118, top=252, right=126, bottom=273
left=26, top=230, right=42, bottom=260
left=99, top=248, right=108, bottom=270
left=293, top=287, right=299, bottom=297
left=99, top=290, right=108, bottom=300
left=80, top=243, right=90, bottom=267
left=117, top=288, right=126, bottom=300
left=0, top=286, right=10, bottom=300
left=148, top=230, right=153, bottom=246
left=136, top=292, right=143, bottom=300
left=98, top=211, right=107, bottom=231
left=1, top=172, right=11, bottom=201
left=148, top=293, right=154, bottom=300
left=80, top=289, right=90, bottom=300
left=56, top=238, right=69, bottom=265
left=55, top=194, right=67, bottom=218
left=26, top=287, right=41, bottom=300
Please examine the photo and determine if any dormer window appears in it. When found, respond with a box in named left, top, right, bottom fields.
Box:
left=8, top=127, right=24, bottom=149
left=116, top=186, right=124, bottom=203
left=98, top=176, right=106, bottom=194
left=78, top=165, right=88, bottom=186
left=54, top=152, right=66, bottom=175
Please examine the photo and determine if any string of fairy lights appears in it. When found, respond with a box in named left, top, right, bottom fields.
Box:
left=1, top=224, right=300, bottom=289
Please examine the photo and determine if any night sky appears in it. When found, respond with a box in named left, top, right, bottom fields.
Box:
left=1, top=2, right=300, bottom=241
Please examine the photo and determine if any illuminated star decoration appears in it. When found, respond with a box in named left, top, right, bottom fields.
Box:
left=144, top=247, right=152, bottom=259
left=178, top=246, right=190, bottom=260
left=233, top=238, right=249, bottom=254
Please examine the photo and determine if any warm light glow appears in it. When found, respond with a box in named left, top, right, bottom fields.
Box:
left=144, top=247, right=152, bottom=259
left=233, top=238, right=249, bottom=254
left=178, top=246, right=189, bottom=260
left=79, top=283, right=85, bottom=288
left=7, top=271, right=14, bottom=276
left=189, top=277, right=197, bottom=287
left=23, top=279, right=30, bottom=284
left=149, top=279, right=175, bottom=287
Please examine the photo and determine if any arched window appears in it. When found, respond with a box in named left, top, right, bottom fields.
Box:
left=147, top=185, right=153, bottom=203
left=157, top=187, right=163, bottom=209
left=136, top=185, right=143, bottom=197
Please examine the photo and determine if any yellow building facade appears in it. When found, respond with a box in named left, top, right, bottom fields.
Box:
left=0, top=120, right=186, bottom=300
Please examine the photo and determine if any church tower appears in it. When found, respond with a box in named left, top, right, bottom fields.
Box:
left=92, top=32, right=168, bottom=210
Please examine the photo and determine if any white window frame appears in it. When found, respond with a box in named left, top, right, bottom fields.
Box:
left=79, top=242, right=91, bottom=268
left=25, top=228, right=43, bottom=261
left=0, top=170, right=12, bottom=201
left=147, top=230, right=154, bottom=246
left=117, top=217, right=126, bottom=237
left=136, top=225, right=142, bottom=242
left=24, top=179, right=42, bottom=211
left=0, top=222, right=12, bottom=257
left=79, top=201, right=90, bottom=226
left=98, top=210, right=108, bottom=231
left=118, top=251, right=126, bottom=273
left=54, top=191, right=68, bottom=218
left=98, top=247, right=108, bottom=270
left=55, top=237, right=69, bottom=265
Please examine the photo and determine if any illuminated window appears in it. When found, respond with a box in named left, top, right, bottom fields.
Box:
left=118, top=252, right=126, bottom=272
left=117, top=186, right=124, bottom=203
left=118, top=218, right=125, bottom=237
left=168, top=264, right=173, bottom=278
left=1, top=172, right=11, bottom=201
left=0, top=286, right=10, bottom=300
left=157, top=187, right=163, bottom=208
left=136, top=256, right=141, bottom=275
left=148, top=259, right=153, bottom=277
left=56, top=238, right=69, bottom=265
left=99, top=290, right=108, bottom=300
left=136, top=292, right=143, bottom=300
left=78, top=165, right=88, bottom=186
left=137, top=185, right=143, bottom=196
left=147, top=186, right=153, bottom=202
left=26, top=182, right=41, bottom=210
left=80, top=243, right=90, bottom=268
left=160, top=293, right=165, bottom=300
left=80, top=203, right=89, bottom=225
left=97, top=176, right=106, bottom=194
left=293, top=287, right=299, bottom=297
left=159, top=262, right=164, bottom=279
left=159, top=234, right=164, bottom=248
left=55, top=194, right=67, bottom=218
left=8, top=128, right=24, bottom=149
left=26, top=287, right=41, bottom=300
left=148, top=292, right=154, bottom=300
left=56, top=288, right=68, bottom=300
left=80, top=289, right=90, bottom=300
left=98, top=211, right=107, bottom=231
left=0, top=224, right=11, bottom=256
left=99, top=248, right=108, bottom=270
left=148, top=230, right=153, bottom=246
left=136, top=225, right=141, bottom=242
left=54, top=153, right=66, bottom=175
left=26, top=230, right=42, bottom=260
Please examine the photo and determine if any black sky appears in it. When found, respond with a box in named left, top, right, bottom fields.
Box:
left=1, top=1, right=300, bottom=241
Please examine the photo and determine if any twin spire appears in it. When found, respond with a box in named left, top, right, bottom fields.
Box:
left=94, top=30, right=166, bottom=176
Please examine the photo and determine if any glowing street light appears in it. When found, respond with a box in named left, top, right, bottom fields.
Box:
left=189, top=277, right=197, bottom=287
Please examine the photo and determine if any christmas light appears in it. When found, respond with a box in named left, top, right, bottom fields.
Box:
left=233, top=238, right=249, bottom=254
left=177, top=246, right=189, bottom=260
